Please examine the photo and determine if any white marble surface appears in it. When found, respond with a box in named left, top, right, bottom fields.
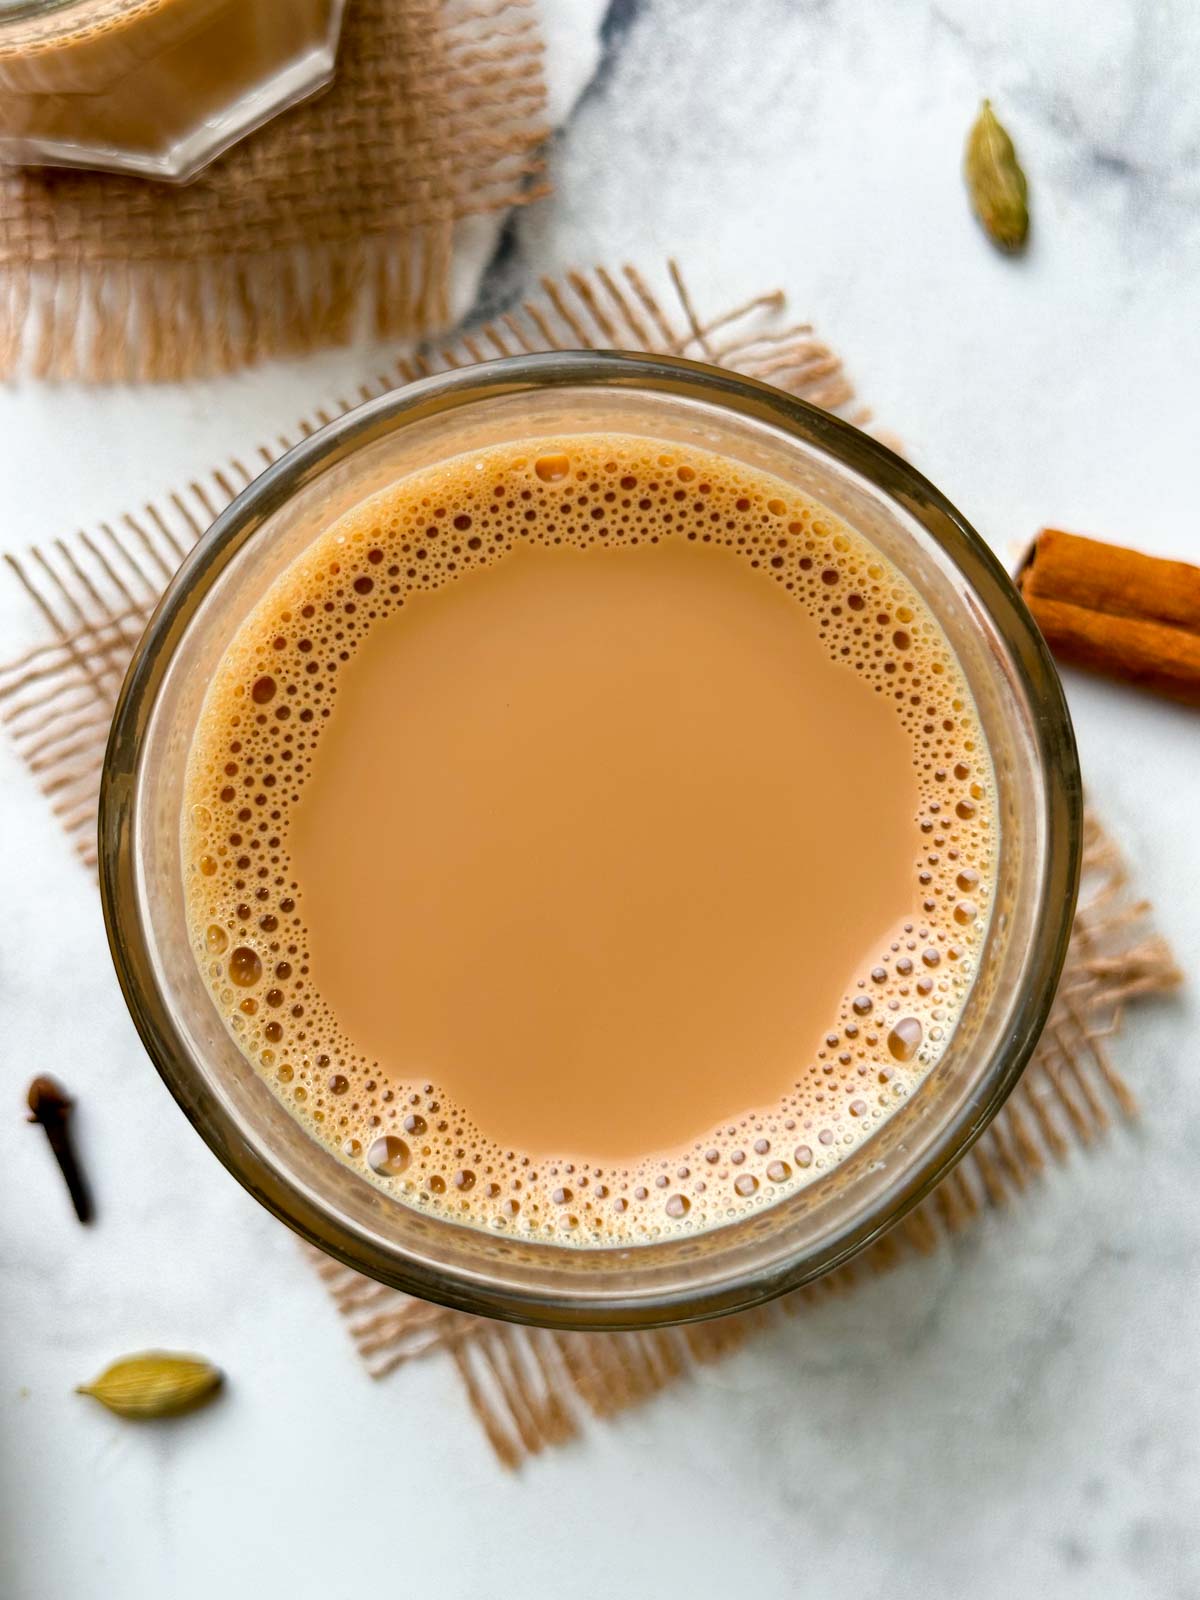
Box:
left=2, top=2, right=1199, bottom=1595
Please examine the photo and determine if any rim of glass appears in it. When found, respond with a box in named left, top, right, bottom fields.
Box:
left=98, top=350, right=1082, bottom=1328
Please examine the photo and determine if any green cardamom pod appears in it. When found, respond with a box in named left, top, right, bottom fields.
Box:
left=76, top=1352, right=223, bottom=1419
left=965, top=100, right=1029, bottom=253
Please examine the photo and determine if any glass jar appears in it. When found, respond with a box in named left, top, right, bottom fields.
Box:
left=0, top=0, right=345, bottom=181
left=98, top=352, right=1082, bottom=1329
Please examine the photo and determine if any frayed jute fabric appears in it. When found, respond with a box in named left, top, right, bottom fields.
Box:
left=0, top=262, right=1181, bottom=1466
left=0, top=0, right=549, bottom=381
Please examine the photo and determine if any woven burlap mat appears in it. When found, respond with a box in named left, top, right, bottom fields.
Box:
left=0, top=0, right=549, bottom=381
left=0, top=262, right=1181, bottom=1466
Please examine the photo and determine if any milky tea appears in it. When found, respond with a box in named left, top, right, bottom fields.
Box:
left=183, top=434, right=996, bottom=1245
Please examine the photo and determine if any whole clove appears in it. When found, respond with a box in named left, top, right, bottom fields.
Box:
left=27, top=1075, right=94, bottom=1223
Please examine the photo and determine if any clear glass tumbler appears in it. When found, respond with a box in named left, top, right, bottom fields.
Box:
left=0, top=0, right=345, bottom=181
left=99, top=352, right=1082, bottom=1329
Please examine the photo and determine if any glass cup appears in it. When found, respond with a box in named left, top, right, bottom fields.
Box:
left=0, top=0, right=345, bottom=181
left=99, top=352, right=1082, bottom=1329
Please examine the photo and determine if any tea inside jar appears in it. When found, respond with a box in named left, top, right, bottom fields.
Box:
left=183, top=434, right=996, bottom=1243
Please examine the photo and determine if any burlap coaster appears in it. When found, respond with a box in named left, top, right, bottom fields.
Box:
left=0, top=0, right=549, bottom=382
left=0, top=262, right=1181, bottom=1466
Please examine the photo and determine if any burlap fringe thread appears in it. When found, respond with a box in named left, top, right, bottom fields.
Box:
left=0, top=261, right=865, bottom=868
left=0, top=0, right=550, bottom=380
left=0, top=262, right=1181, bottom=1467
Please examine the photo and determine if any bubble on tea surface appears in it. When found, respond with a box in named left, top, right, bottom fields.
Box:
left=228, top=947, right=262, bottom=987
left=367, top=1136, right=411, bottom=1177
left=182, top=431, right=996, bottom=1246
left=887, top=1017, right=924, bottom=1063
left=534, top=453, right=570, bottom=483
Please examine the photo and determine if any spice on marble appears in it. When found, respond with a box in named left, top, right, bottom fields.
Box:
left=1019, top=528, right=1200, bottom=706
left=965, top=99, right=1030, bottom=253
left=26, top=1075, right=93, bottom=1224
left=76, top=1353, right=224, bottom=1420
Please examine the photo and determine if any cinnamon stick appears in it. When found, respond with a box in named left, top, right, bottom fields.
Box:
left=1018, top=529, right=1200, bottom=707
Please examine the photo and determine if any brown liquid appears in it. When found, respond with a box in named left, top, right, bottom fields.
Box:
left=0, top=0, right=334, bottom=159
left=183, top=435, right=996, bottom=1243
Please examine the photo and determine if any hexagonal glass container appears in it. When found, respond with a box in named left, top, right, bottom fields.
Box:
left=0, top=0, right=346, bottom=182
